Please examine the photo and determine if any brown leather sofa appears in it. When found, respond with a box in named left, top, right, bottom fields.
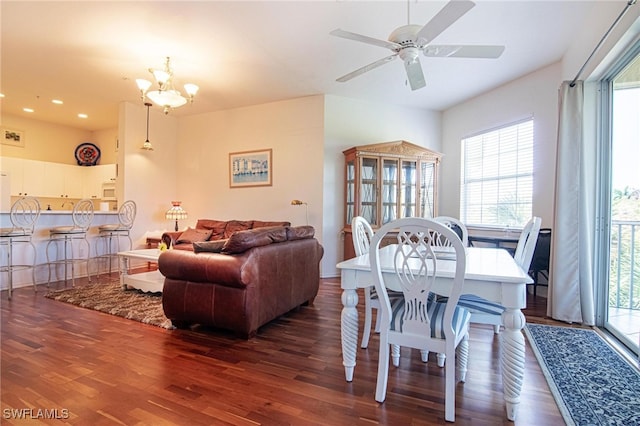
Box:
left=161, top=219, right=291, bottom=251
left=158, top=225, right=323, bottom=338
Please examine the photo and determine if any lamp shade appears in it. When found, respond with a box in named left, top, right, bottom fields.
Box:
left=166, top=201, right=188, bottom=220
left=147, top=90, right=188, bottom=109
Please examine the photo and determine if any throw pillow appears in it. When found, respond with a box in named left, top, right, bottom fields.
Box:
left=223, top=220, right=254, bottom=239
left=195, top=219, right=227, bottom=240
left=222, top=226, right=287, bottom=254
left=176, top=227, right=212, bottom=244
left=193, top=239, right=228, bottom=253
left=252, top=220, right=291, bottom=229
left=286, top=225, right=315, bottom=240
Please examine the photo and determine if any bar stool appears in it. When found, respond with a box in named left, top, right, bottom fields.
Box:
left=46, top=199, right=94, bottom=287
left=0, top=197, right=41, bottom=299
left=95, top=200, right=136, bottom=278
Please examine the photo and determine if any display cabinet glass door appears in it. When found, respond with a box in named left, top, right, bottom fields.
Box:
left=360, top=157, right=378, bottom=226
left=420, top=161, right=436, bottom=218
left=382, top=159, right=398, bottom=224
left=400, top=160, right=417, bottom=217
left=346, top=159, right=355, bottom=226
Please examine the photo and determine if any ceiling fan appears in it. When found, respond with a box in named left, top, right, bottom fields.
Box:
left=330, top=0, right=505, bottom=91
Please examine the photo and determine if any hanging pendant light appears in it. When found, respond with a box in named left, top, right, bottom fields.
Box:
left=141, top=102, right=154, bottom=151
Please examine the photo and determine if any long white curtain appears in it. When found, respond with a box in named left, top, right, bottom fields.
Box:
left=548, top=81, right=595, bottom=325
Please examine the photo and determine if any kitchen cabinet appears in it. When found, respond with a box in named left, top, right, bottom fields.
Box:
left=1, top=157, right=116, bottom=201
left=0, top=157, right=45, bottom=197
left=83, top=164, right=116, bottom=199
left=42, top=162, right=83, bottom=199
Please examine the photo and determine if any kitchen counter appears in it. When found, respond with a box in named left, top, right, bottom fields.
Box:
left=1, top=211, right=127, bottom=290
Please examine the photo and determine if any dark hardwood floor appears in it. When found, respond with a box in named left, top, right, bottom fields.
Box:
left=1, top=276, right=565, bottom=425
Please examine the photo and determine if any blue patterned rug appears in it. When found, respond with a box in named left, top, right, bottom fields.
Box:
left=525, top=324, right=640, bottom=426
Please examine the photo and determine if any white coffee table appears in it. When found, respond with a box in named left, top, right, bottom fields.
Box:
left=117, top=249, right=165, bottom=293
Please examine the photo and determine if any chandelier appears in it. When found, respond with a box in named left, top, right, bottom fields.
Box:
left=136, top=57, right=199, bottom=114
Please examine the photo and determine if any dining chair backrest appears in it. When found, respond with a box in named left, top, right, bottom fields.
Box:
left=118, top=200, right=137, bottom=229
left=530, top=228, right=551, bottom=271
left=513, top=216, right=542, bottom=272
left=9, top=196, right=41, bottom=233
left=352, top=216, right=374, bottom=257
left=72, top=199, right=95, bottom=231
left=433, top=216, right=468, bottom=246
left=370, top=217, right=467, bottom=340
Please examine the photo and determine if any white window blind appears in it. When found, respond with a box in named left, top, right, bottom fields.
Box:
left=460, top=118, right=533, bottom=227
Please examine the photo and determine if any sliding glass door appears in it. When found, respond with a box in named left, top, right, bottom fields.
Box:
left=598, top=44, right=640, bottom=356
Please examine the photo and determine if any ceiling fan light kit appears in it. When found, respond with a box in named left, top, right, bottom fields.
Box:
left=136, top=57, right=199, bottom=114
left=331, top=0, right=505, bottom=91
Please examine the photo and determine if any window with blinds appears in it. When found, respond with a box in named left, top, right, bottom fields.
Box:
left=460, top=118, right=533, bottom=227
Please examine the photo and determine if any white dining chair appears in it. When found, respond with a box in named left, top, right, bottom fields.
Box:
left=352, top=216, right=404, bottom=351
left=434, top=216, right=469, bottom=247
left=351, top=216, right=378, bottom=349
left=457, top=216, right=542, bottom=333
left=370, top=217, right=470, bottom=422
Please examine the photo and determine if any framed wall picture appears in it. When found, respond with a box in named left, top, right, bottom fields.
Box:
left=1, top=128, right=25, bottom=147
left=229, top=148, right=272, bottom=188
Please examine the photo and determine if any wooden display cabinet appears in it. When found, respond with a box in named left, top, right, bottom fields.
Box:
left=342, top=140, right=442, bottom=259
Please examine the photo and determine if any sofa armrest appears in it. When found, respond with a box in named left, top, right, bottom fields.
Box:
left=158, top=250, right=248, bottom=288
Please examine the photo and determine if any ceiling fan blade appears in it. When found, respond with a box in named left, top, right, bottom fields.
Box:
left=330, top=29, right=402, bottom=51
left=404, top=57, right=426, bottom=91
left=415, top=0, right=476, bottom=45
left=424, top=45, right=505, bottom=58
left=336, top=54, right=398, bottom=83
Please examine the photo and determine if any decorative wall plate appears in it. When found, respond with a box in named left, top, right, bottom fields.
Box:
left=74, top=142, right=101, bottom=166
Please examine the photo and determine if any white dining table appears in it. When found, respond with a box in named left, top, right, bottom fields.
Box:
left=336, top=245, right=533, bottom=421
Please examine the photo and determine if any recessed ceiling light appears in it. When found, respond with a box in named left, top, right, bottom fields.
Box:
left=23, top=108, right=34, bottom=113
left=52, top=99, right=63, bottom=105
left=78, top=113, right=88, bottom=119
left=0, top=93, right=5, bottom=98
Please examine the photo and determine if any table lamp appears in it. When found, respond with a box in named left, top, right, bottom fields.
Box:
left=166, top=201, right=188, bottom=232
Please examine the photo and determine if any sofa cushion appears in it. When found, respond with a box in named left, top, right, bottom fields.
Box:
left=195, top=219, right=227, bottom=240
left=176, top=227, right=213, bottom=244
left=286, top=225, right=315, bottom=241
left=252, top=220, right=291, bottom=229
left=222, top=226, right=287, bottom=254
left=224, top=220, right=254, bottom=239
left=193, top=239, right=228, bottom=253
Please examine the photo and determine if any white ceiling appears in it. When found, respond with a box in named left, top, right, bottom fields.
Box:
left=0, top=1, right=621, bottom=131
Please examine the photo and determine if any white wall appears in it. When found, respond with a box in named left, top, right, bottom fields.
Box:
left=0, top=113, right=115, bottom=164
left=438, top=1, right=639, bottom=236
left=323, top=95, right=442, bottom=276
left=175, top=96, right=326, bottom=263
left=561, top=2, right=640, bottom=82
left=440, top=62, right=561, bottom=229
left=119, top=102, right=180, bottom=247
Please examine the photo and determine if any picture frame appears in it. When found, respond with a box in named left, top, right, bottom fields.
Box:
left=1, top=128, right=25, bottom=147
left=229, top=148, right=272, bottom=188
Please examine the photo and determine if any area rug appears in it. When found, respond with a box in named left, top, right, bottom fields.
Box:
left=45, top=281, right=174, bottom=330
left=525, top=323, right=640, bottom=426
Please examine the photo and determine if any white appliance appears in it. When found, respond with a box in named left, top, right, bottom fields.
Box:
left=101, top=181, right=116, bottom=200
